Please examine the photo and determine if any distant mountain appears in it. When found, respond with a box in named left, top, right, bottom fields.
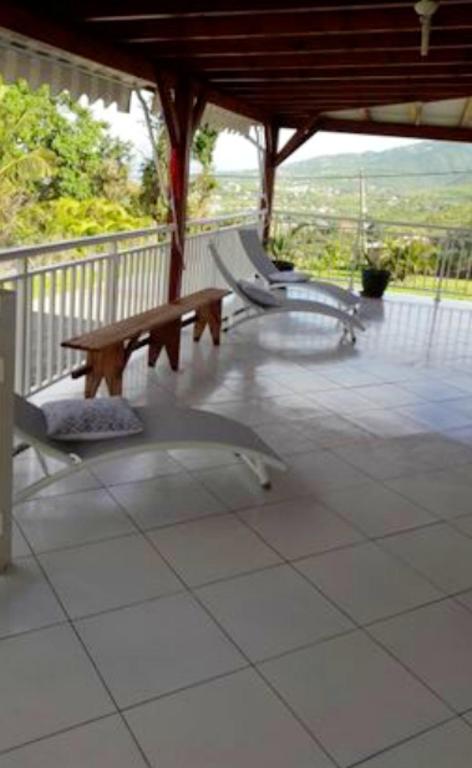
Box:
left=280, top=141, right=472, bottom=187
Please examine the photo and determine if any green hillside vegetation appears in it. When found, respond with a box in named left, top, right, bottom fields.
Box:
left=0, top=79, right=219, bottom=249
left=214, top=140, right=472, bottom=228
left=211, top=141, right=472, bottom=300
left=282, top=140, right=472, bottom=188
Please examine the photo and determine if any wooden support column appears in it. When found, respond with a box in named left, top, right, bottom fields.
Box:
left=261, top=122, right=279, bottom=246
left=158, top=75, right=207, bottom=301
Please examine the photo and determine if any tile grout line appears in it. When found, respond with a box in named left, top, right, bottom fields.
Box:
left=234, top=520, right=463, bottom=720
left=8, top=515, right=155, bottom=768
left=106, top=492, right=345, bottom=768
left=8, top=341, right=472, bottom=761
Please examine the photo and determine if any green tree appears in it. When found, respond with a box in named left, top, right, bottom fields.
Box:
left=0, top=78, right=145, bottom=246
left=189, top=124, right=219, bottom=219
left=0, top=79, right=132, bottom=202
left=0, top=80, right=56, bottom=245
left=136, top=91, right=219, bottom=222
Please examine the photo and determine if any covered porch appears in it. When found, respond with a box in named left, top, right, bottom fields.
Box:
left=5, top=294, right=472, bottom=767
left=1, top=2, right=472, bottom=767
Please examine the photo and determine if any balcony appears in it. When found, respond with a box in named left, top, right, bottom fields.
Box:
left=2, top=213, right=472, bottom=765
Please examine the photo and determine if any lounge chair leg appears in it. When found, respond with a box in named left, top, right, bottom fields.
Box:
left=239, top=454, right=271, bottom=489
left=33, top=446, right=51, bottom=478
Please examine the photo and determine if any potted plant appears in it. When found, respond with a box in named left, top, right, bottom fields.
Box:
left=268, top=234, right=295, bottom=272
left=362, top=242, right=392, bottom=299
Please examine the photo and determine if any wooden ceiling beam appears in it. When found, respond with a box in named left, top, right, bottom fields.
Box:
left=317, top=117, right=472, bottom=143
left=112, top=6, right=471, bottom=41
left=251, top=88, right=471, bottom=99
left=212, top=70, right=472, bottom=84
left=78, top=0, right=465, bottom=20
left=0, top=1, right=155, bottom=81
left=208, top=65, right=472, bottom=81
left=0, top=1, right=269, bottom=126
left=180, top=49, right=472, bottom=70
left=133, top=31, right=472, bottom=56
left=250, top=89, right=471, bottom=100
left=227, top=78, right=472, bottom=90
left=257, top=98, right=464, bottom=110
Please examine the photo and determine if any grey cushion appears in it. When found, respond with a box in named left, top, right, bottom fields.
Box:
left=238, top=279, right=282, bottom=308
left=42, top=397, right=144, bottom=442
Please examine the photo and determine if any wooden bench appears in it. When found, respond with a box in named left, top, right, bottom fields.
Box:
left=62, top=288, right=229, bottom=398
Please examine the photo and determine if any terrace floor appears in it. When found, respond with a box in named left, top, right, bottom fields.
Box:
left=4, top=293, right=472, bottom=767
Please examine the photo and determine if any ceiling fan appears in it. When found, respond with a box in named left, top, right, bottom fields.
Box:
left=414, top=0, right=440, bottom=56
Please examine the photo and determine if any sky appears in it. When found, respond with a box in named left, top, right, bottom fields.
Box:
left=90, top=96, right=419, bottom=174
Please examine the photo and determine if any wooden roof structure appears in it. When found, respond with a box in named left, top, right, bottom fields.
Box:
left=0, top=0, right=471, bottom=141
left=1, top=1, right=471, bottom=300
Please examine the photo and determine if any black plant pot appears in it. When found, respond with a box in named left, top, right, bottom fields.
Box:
left=362, top=267, right=391, bottom=299
left=272, top=259, right=294, bottom=272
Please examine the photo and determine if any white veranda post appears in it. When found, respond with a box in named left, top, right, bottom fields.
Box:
left=0, top=290, right=14, bottom=571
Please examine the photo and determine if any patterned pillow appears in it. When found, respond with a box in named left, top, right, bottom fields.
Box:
left=238, top=279, right=281, bottom=307
left=42, top=397, right=144, bottom=441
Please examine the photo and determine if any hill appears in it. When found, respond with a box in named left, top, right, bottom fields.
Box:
left=280, top=141, right=472, bottom=188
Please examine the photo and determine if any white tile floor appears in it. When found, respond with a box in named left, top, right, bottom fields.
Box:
left=4, top=294, right=472, bottom=766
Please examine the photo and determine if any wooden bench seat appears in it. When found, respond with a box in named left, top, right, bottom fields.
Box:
left=62, top=288, right=229, bottom=398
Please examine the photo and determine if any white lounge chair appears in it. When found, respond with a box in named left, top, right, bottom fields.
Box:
left=13, top=395, right=286, bottom=502
left=209, top=241, right=364, bottom=343
left=238, top=226, right=360, bottom=311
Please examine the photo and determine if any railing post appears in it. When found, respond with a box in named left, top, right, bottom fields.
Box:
left=0, top=289, right=15, bottom=572
left=106, top=240, right=120, bottom=323
left=435, top=237, right=449, bottom=303
left=14, top=256, right=28, bottom=395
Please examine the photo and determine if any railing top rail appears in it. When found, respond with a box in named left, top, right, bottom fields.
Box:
left=185, top=220, right=258, bottom=244
left=0, top=225, right=172, bottom=263
left=186, top=210, right=261, bottom=228
left=0, top=210, right=262, bottom=265
left=274, top=209, right=472, bottom=237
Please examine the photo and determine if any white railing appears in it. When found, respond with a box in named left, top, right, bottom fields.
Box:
left=0, top=210, right=261, bottom=395
left=272, top=210, right=472, bottom=302
left=5, top=205, right=470, bottom=398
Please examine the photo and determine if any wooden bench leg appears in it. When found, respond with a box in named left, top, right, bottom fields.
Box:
left=208, top=299, right=223, bottom=346
left=149, top=321, right=181, bottom=371
left=193, top=309, right=207, bottom=343
left=85, top=351, right=103, bottom=398
left=85, top=344, right=126, bottom=398
left=194, top=299, right=222, bottom=346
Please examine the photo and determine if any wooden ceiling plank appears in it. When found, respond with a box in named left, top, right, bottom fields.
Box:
left=318, top=116, right=472, bottom=143
left=249, top=89, right=471, bottom=99
left=212, top=71, right=472, bottom=84
left=226, top=78, right=472, bottom=90
left=0, top=1, right=270, bottom=126
left=206, top=65, right=472, bottom=81
left=195, top=50, right=472, bottom=70
left=0, top=1, right=155, bottom=81
left=73, top=0, right=469, bottom=20
left=132, top=30, right=472, bottom=56
left=112, top=5, right=471, bottom=41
